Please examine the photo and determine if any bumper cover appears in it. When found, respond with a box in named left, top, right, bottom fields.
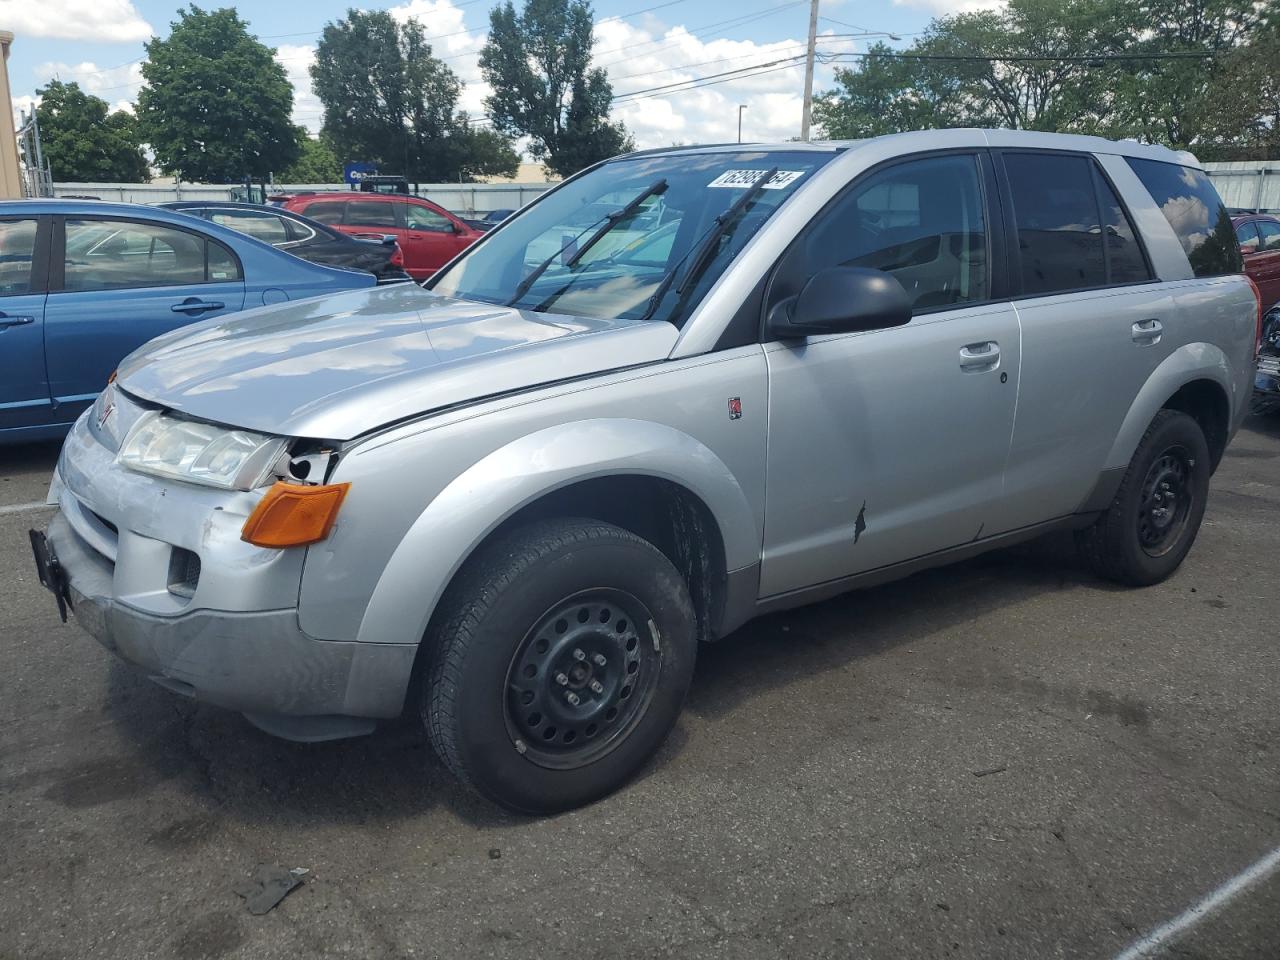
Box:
left=48, top=511, right=417, bottom=741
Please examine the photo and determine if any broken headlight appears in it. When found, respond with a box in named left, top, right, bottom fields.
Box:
left=117, top=411, right=287, bottom=491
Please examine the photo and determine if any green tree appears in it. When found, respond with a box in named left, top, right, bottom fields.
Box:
left=311, top=9, right=518, bottom=183
left=35, top=80, right=148, bottom=182
left=480, top=0, right=633, bottom=177
left=1195, top=24, right=1280, bottom=159
left=137, top=5, right=299, bottom=182
left=280, top=131, right=342, bottom=183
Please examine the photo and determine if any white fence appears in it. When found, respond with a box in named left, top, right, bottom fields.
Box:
left=50, top=181, right=555, bottom=215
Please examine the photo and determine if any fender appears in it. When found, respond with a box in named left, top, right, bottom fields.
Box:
left=1102, top=342, right=1235, bottom=475
left=354, top=418, right=760, bottom=648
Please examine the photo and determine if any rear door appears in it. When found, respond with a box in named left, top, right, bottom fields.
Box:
left=993, top=150, right=1170, bottom=532
left=43, top=217, right=247, bottom=422
left=401, top=200, right=468, bottom=276
left=0, top=216, right=53, bottom=431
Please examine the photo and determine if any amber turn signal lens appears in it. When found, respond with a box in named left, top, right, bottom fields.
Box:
left=241, top=481, right=351, bottom=548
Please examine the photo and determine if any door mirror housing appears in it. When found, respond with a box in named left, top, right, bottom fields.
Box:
left=768, top=266, right=913, bottom=338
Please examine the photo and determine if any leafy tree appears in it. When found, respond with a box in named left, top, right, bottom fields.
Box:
left=35, top=80, right=148, bottom=182
left=311, top=10, right=518, bottom=183
left=280, top=131, right=342, bottom=183
left=480, top=0, right=633, bottom=177
left=1195, top=24, right=1280, bottom=159
left=137, top=5, right=299, bottom=182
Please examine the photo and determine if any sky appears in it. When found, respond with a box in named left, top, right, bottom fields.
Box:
left=0, top=0, right=993, bottom=156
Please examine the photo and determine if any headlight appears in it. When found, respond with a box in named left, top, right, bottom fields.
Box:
left=117, top=411, right=287, bottom=490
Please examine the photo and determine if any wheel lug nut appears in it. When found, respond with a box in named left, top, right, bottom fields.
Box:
left=572, top=648, right=586, bottom=661
left=566, top=692, right=581, bottom=706
left=589, top=680, right=604, bottom=694
left=593, top=653, right=607, bottom=667
left=555, top=672, right=569, bottom=685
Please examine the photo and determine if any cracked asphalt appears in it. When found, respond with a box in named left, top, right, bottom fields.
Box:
left=1, top=421, right=1278, bottom=960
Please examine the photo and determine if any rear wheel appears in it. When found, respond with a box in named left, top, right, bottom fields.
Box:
left=424, top=518, right=697, bottom=813
left=1077, top=409, right=1210, bottom=586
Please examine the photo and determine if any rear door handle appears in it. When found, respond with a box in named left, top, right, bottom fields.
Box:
left=0, top=314, right=35, bottom=329
left=959, top=341, right=1000, bottom=373
left=1132, top=318, right=1163, bottom=345
left=170, top=299, right=225, bottom=315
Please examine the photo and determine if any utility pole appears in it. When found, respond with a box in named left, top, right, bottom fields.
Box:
left=800, top=0, right=820, bottom=141
left=738, top=105, right=747, bottom=143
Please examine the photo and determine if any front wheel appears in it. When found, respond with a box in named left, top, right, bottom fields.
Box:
left=1076, top=409, right=1211, bottom=586
left=424, top=518, right=697, bottom=813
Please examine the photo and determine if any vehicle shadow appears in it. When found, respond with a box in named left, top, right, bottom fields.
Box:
left=0, top=440, right=62, bottom=474
left=105, top=530, right=1114, bottom=829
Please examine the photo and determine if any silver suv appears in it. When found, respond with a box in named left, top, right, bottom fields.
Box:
left=32, top=130, right=1261, bottom=812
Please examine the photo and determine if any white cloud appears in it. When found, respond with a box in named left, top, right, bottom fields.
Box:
left=34, top=60, right=144, bottom=101
left=274, top=44, right=323, bottom=133
left=0, top=0, right=152, bottom=43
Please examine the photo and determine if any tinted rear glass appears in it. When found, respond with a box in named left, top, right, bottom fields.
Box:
left=1126, top=158, right=1242, bottom=277
left=1004, top=153, right=1105, bottom=295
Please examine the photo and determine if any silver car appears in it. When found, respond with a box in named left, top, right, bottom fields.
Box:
left=32, top=130, right=1260, bottom=812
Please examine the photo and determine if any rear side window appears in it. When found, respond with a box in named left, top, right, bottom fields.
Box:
left=1096, top=173, right=1151, bottom=284
left=345, top=201, right=399, bottom=229
left=302, top=201, right=344, bottom=225
left=1004, top=153, right=1105, bottom=295
left=1125, top=158, right=1242, bottom=277
left=209, top=209, right=291, bottom=246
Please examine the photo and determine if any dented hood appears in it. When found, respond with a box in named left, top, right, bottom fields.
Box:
left=116, top=283, right=678, bottom=440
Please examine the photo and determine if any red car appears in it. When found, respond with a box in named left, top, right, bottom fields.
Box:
left=281, top=193, right=483, bottom=280
left=1233, top=214, right=1280, bottom=312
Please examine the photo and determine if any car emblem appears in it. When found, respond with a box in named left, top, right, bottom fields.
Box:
left=97, top=396, right=115, bottom=429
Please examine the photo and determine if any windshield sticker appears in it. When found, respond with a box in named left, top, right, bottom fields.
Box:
left=707, top=169, right=805, bottom=190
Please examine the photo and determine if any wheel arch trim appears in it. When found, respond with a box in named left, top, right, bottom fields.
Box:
left=353, top=418, right=759, bottom=648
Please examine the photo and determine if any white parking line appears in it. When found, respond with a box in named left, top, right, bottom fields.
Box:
left=1113, top=844, right=1280, bottom=959
left=0, top=501, right=54, bottom=517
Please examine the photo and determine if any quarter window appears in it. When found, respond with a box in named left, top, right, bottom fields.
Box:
left=1125, top=157, right=1242, bottom=277
left=0, top=219, right=38, bottom=294
left=63, top=220, right=241, bottom=291
left=773, top=153, right=989, bottom=313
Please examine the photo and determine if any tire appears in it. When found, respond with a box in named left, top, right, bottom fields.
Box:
left=424, top=518, right=697, bottom=814
left=1076, top=409, right=1211, bottom=587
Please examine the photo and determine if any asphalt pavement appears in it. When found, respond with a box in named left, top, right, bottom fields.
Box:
left=1, top=424, right=1277, bottom=960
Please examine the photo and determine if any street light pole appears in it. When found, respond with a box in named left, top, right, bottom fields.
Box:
left=800, top=0, right=820, bottom=141
left=738, top=104, right=747, bottom=143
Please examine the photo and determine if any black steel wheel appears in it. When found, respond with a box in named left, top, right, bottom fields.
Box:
left=1077, top=408, right=1210, bottom=586
left=424, top=518, right=697, bottom=813
left=505, top=589, right=662, bottom=770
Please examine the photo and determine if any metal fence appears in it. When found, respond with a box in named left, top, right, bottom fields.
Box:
left=16, top=110, right=52, bottom=198
left=49, top=180, right=555, bottom=215
left=1204, top=162, right=1280, bottom=213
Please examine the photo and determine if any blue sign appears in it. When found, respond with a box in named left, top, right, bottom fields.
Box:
left=343, top=162, right=377, bottom=185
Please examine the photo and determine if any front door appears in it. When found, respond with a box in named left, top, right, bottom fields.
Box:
left=759, top=151, right=1020, bottom=598
left=0, top=217, right=52, bottom=431
left=43, top=217, right=246, bottom=422
left=401, top=201, right=466, bottom=277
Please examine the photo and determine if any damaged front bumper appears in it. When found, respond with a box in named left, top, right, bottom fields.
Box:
left=42, top=410, right=417, bottom=742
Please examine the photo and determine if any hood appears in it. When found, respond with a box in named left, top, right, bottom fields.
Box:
left=116, top=283, right=679, bottom=440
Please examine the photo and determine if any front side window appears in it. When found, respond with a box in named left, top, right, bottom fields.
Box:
left=405, top=205, right=453, bottom=232
left=1257, top=220, right=1280, bottom=252
left=430, top=149, right=834, bottom=326
left=63, top=220, right=239, bottom=291
left=1004, top=153, right=1106, bottom=295
left=1236, top=221, right=1262, bottom=253
left=0, top=219, right=38, bottom=294
left=770, top=153, right=988, bottom=314
left=1126, top=157, right=1242, bottom=277
left=344, top=201, right=399, bottom=229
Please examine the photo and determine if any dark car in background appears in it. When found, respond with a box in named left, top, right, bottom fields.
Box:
left=279, top=192, right=483, bottom=280
left=161, top=201, right=410, bottom=282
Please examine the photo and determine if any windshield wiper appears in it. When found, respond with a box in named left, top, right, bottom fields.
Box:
left=637, top=167, right=777, bottom=323
left=504, top=178, right=669, bottom=308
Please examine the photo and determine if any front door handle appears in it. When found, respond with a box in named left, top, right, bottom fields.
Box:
left=1132, top=318, right=1163, bottom=345
left=0, top=314, right=35, bottom=329
left=170, top=299, right=225, bottom=315
left=959, top=341, right=1000, bottom=373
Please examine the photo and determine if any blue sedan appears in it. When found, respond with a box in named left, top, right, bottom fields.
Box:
left=0, top=200, right=376, bottom=443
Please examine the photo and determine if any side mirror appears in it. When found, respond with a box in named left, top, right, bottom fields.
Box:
left=768, top=266, right=912, bottom=338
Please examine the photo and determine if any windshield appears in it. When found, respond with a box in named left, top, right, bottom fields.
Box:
left=428, top=150, right=835, bottom=326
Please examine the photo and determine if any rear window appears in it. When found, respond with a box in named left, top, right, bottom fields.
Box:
left=1126, top=158, right=1242, bottom=277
